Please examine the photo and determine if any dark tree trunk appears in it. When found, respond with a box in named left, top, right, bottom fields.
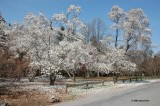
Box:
left=50, top=73, right=56, bottom=85
left=113, top=72, right=117, bottom=84
left=83, top=70, right=86, bottom=78
left=36, top=66, right=42, bottom=76
left=73, top=72, right=76, bottom=82
left=83, top=72, right=86, bottom=78
left=115, top=28, right=119, bottom=48
left=126, top=39, right=130, bottom=52
left=97, top=70, right=100, bottom=77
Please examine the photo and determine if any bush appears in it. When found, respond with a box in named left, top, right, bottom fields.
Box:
left=0, top=49, right=30, bottom=80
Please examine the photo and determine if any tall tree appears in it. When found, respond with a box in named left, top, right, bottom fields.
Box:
left=122, top=8, right=152, bottom=52
left=108, top=5, right=125, bottom=48
left=51, top=4, right=87, bottom=81
left=0, top=13, right=10, bottom=50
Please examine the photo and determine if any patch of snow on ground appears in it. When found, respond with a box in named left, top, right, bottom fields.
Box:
left=68, top=79, right=158, bottom=97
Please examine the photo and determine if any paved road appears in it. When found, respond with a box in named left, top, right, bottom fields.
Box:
left=54, top=81, right=160, bottom=106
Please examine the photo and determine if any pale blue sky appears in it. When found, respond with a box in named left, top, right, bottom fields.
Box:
left=0, top=0, right=160, bottom=52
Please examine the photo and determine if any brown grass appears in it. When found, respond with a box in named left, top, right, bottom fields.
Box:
left=0, top=86, right=78, bottom=106
left=0, top=91, right=51, bottom=106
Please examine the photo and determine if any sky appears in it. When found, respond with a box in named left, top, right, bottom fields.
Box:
left=0, top=0, right=160, bottom=52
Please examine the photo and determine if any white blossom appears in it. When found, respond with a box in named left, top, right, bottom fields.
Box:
left=67, top=4, right=81, bottom=14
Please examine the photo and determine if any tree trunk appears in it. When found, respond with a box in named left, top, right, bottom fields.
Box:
left=73, top=72, right=76, bottom=82
left=50, top=73, right=56, bottom=85
left=113, top=72, right=116, bottom=84
left=126, top=39, right=130, bottom=52
left=83, top=72, right=86, bottom=78
left=125, top=34, right=131, bottom=52
left=83, top=70, right=86, bottom=78
left=86, top=70, right=90, bottom=78
left=36, top=66, right=42, bottom=76
left=66, top=70, right=72, bottom=78
left=115, top=28, right=119, bottom=48
left=97, top=70, right=100, bottom=77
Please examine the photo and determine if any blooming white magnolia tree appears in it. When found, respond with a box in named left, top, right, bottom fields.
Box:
left=98, top=37, right=137, bottom=75
left=55, top=40, right=94, bottom=80
left=122, top=8, right=152, bottom=52
left=50, top=4, right=92, bottom=80
left=10, top=13, right=59, bottom=83
left=11, top=13, right=53, bottom=68
left=109, top=6, right=152, bottom=59
left=108, top=5, right=125, bottom=48
left=0, top=15, right=11, bottom=50
left=9, top=4, right=138, bottom=83
left=10, top=5, right=88, bottom=82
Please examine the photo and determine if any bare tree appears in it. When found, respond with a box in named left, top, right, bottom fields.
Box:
left=85, top=17, right=107, bottom=45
